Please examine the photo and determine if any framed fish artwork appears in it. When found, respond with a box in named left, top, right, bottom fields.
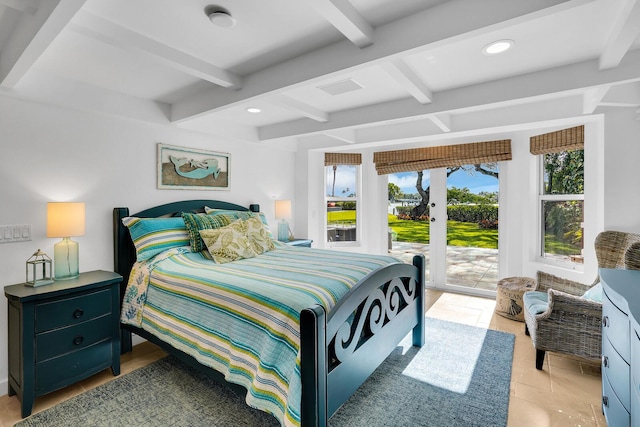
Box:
left=157, top=143, right=230, bottom=190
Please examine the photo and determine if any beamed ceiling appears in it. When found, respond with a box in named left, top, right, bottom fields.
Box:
left=0, top=0, right=639, bottom=149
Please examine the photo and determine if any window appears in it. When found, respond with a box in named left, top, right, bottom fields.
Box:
left=539, top=149, right=584, bottom=263
left=326, top=164, right=359, bottom=243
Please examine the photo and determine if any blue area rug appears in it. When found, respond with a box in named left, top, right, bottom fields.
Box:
left=16, top=317, right=514, bottom=427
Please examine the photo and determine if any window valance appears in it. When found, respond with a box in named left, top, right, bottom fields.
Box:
left=373, top=139, right=512, bottom=175
left=530, top=125, right=584, bottom=155
left=324, top=152, right=362, bottom=166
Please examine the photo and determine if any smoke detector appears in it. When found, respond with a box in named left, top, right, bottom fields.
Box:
left=205, top=5, right=236, bottom=28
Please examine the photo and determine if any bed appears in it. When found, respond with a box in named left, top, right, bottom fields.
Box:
left=113, top=199, right=425, bottom=426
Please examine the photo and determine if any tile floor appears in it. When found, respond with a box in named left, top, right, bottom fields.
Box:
left=0, top=290, right=605, bottom=427
left=389, top=242, right=499, bottom=291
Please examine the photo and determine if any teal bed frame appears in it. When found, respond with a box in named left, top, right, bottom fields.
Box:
left=113, top=199, right=425, bottom=426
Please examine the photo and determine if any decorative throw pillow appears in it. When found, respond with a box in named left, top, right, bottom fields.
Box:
left=205, top=207, right=273, bottom=238
left=122, top=216, right=190, bottom=262
left=199, top=220, right=257, bottom=264
left=182, top=212, right=232, bottom=252
left=245, top=216, right=276, bottom=255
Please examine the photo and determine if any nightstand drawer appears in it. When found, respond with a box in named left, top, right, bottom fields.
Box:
left=36, top=314, right=113, bottom=362
left=35, top=340, right=113, bottom=393
left=603, top=291, right=630, bottom=363
left=35, top=288, right=112, bottom=333
left=603, top=334, right=631, bottom=411
left=603, top=372, right=631, bottom=427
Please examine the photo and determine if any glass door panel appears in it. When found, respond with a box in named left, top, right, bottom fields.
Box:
left=387, top=171, right=430, bottom=284
left=444, top=164, right=499, bottom=294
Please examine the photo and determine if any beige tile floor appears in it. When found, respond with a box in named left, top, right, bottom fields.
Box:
left=0, top=290, right=605, bottom=427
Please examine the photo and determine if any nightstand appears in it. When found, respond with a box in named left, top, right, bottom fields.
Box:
left=285, top=239, right=313, bottom=248
left=4, top=270, right=122, bottom=418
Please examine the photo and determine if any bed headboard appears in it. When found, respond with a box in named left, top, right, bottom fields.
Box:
left=113, top=199, right=260, bottom=287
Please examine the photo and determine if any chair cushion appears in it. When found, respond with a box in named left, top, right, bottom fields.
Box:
left=582, top=283, right=602, bottom=303
left=523, top=291, right=549, bottom=315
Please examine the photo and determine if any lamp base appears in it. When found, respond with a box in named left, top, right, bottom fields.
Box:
left=54, top=237, right=79, bottom=280
left=278, top=221, right=290, bottom=242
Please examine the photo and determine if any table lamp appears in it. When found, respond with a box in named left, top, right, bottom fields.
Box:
left=47, top=202, right=85, bottom=280
left=274, top=200, right=292, bottom=242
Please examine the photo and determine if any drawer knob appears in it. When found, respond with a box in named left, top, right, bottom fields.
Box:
left=602, top=356, right=609, bottom=368
left=603, top=396, right=609, bottom=407
left=73, top=308, right=84, bottom=319
left=602, top=316, right=609, bottom=327
left=73, top=335, right=84, bottom=346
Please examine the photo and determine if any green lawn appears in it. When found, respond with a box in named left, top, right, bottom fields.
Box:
left=388, top=214, right=498, bottom=249
left=330, top=210, right=578, bottom=254
left=328, top=210, right=498, bottom=249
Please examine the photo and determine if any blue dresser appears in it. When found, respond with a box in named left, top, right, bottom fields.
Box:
left=601, top=268, right=640, bottom=427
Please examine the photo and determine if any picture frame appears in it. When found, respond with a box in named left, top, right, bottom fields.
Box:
left=157, top=143, right=230, bottom=190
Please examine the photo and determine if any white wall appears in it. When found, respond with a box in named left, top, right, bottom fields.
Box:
left=0, top=94, right=295, bottom=395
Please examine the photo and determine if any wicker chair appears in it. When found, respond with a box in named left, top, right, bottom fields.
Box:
left=523, top=230, right=640, bottom=370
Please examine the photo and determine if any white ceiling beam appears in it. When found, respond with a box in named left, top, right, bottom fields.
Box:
left=380, top=59, right=433, bottom=104
left=172, top=0, right=575, bottom=122
left=429, top=114, right=451, bottom=132
left=268, top=94, right=329, bottom=122
left=0, top=0, right=86, bottom=88
left=69, top=10, right=241, bottom=89
left=599, top=0, right=640, bottom=69
left=307, top=0, right=373, bottom=48
left=258, top=49, right=640, bottom=141
left=582, top=86, right=610, bottom=114
left=325, top=129, right=357, bottom=144
left=0, top=0, right=37, bottom=14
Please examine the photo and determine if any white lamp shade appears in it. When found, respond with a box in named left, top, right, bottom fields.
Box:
left=47, top=202, right=85, bottom=238
left=275, top=200, right=292, bottom=220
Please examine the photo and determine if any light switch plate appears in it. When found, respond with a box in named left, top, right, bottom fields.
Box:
left=0, top=225, right=32, bottom=243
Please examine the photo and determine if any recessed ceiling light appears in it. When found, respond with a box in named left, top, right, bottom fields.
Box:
left=482, top=39, right=514, bottom=55
left=205, top=5, right=236, bottom=28
left=246, top=107, right=261, bottom=113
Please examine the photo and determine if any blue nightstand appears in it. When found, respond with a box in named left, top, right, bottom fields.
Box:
left=285, top=239, right=313, bottom=248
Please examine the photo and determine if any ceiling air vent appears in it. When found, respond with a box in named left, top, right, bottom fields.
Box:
left=317, top=78, right=363, bottom=96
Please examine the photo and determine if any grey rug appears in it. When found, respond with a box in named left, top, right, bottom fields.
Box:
left=16, top=318, right=514, bottom=427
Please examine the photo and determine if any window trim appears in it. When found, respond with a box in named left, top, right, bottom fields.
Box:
left=536, top=153, right=585, bottom=271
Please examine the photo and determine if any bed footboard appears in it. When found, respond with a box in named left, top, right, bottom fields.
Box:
left=300, top=254, right=425, bottom=426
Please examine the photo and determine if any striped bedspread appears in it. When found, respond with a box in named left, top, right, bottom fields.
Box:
left=121, top=244, right=399, bottom=427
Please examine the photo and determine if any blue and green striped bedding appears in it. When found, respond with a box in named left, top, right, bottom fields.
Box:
left=121, top=244, right=399, bottom=427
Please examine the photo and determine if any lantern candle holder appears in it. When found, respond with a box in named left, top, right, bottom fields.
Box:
left=26, top=249, right=54, bottom=287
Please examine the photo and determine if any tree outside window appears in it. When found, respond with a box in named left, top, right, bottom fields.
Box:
left=540, top=149, right=584, bottom=262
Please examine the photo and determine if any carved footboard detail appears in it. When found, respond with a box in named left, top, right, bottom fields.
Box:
left=332, top=276, right=417, bottom=366
left=300, top=254, right=425, bottom=427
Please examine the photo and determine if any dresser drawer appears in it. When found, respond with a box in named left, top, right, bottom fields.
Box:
left=603, top=373, right=631, bottom=427
left=35, top=314, right=113, bottom=362
left=604, top=335, right=631, bottom=412
left=35, top=339, right=113, bottom=393
left=603, top=292, right=630, bottom=363
left=35, top=288, right=112, bottom=333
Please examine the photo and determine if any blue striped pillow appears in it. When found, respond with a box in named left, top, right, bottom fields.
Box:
left=122, top=216, right=190, bottom=261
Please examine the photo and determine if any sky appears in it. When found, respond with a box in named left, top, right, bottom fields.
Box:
left=327, top=165, right=499, bottom=197
left=390, top=168, right=499, bottom=195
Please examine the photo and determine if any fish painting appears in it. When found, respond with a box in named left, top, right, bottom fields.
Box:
left=170, top=156, right=221, bottom=180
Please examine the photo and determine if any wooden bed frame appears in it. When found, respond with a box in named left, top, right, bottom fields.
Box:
left=113, top=199, right=425, bottom=426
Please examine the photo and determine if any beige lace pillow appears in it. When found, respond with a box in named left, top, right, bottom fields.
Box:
left=245, top=216, right=275, bottom=255
left=199, top=220, right=257, bottom=264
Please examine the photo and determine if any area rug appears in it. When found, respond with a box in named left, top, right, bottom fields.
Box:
left=16, top=318, right=514, bottom=427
